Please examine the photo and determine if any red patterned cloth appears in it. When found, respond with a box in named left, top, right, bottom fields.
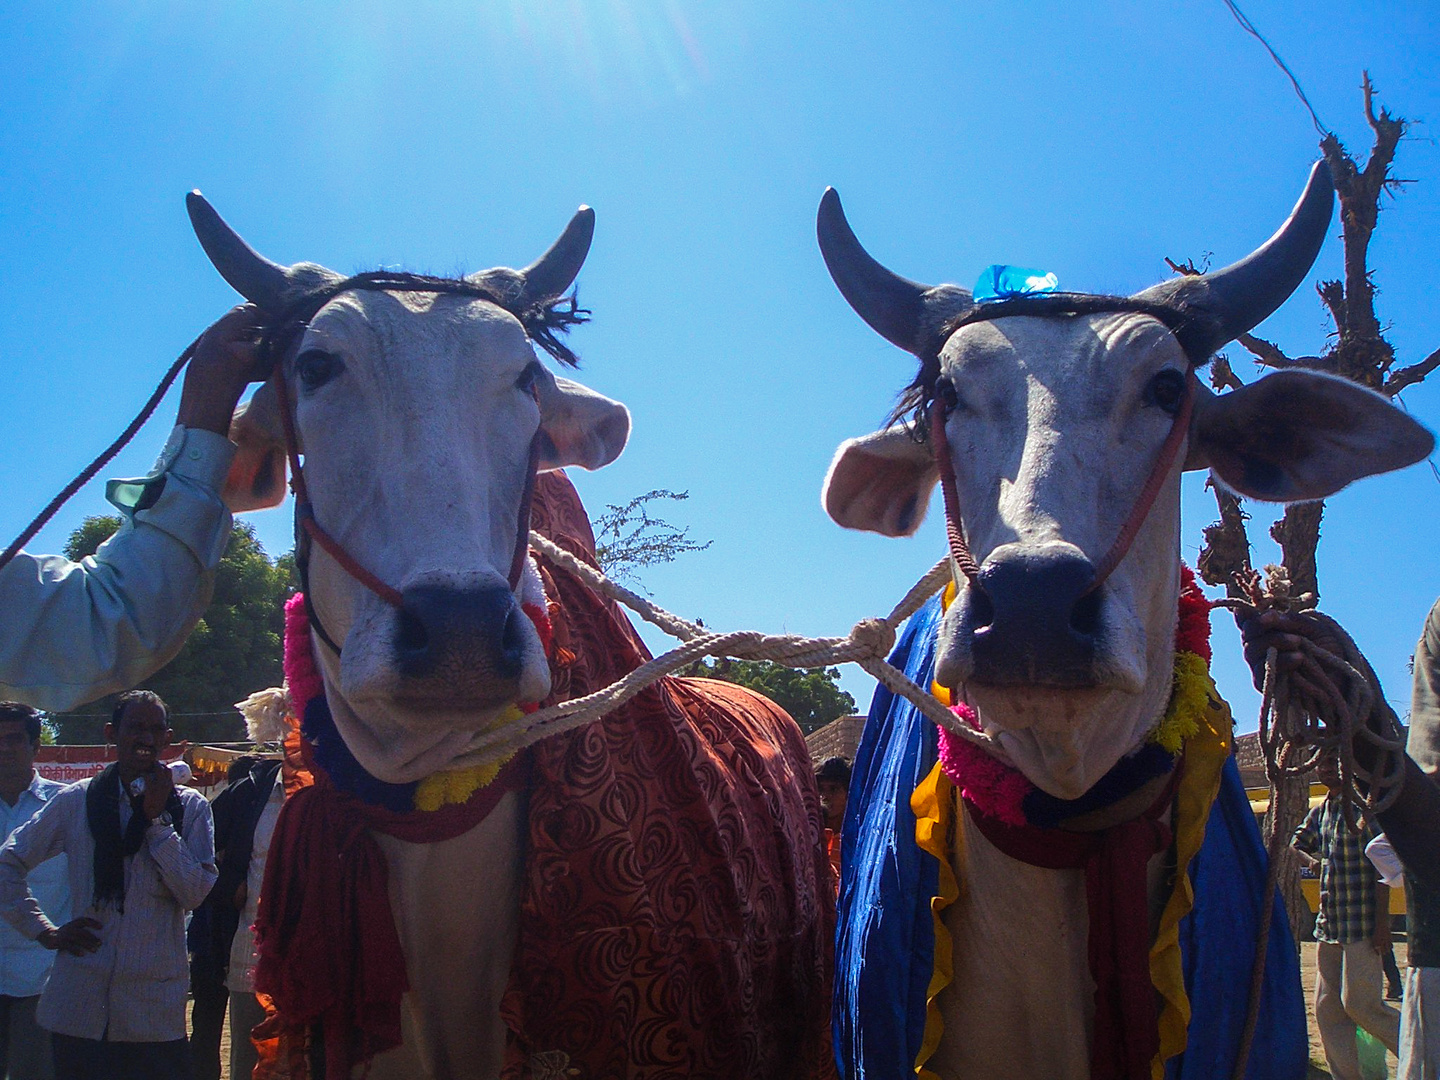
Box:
left=254, top=472, right=836, bottom=1079
left=500, top=473, right=838, bottom=1079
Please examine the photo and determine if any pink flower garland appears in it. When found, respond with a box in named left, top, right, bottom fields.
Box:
left=284, top=593, right=324, bottom=719
left=936, top=565, right=1212, bottom=826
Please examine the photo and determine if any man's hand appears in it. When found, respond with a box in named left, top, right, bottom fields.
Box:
left=1237, top=609, right=1334, bottom=691
left=176, top=304, right=268, bottom=436
left=141, top=760, right=176, bottom=823
left=38, top=918, right=102, bottom=956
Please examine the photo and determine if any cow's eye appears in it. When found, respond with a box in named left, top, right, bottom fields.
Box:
left=515, top=362, right=542, bottom=394
left=935, top=376, right=961, bottom=415
left=295, top=349, right=344, bottom=392
left=1147, top=369, right=1187, bottom=415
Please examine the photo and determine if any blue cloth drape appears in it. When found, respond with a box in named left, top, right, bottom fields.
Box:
left=1165, top=755, right=1308, bottom=1080
left=834, top=593, right=1308, bottom=1080
left=833, top=593, right=942, bottom=1078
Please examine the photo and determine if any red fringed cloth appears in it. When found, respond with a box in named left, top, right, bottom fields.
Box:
left=254, top=741, right=529, bottom=1078
left=963, top=766, right=1183, bottom=1080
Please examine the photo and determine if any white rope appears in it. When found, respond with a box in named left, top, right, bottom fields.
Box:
left=441, top=535, right=999, bottom=768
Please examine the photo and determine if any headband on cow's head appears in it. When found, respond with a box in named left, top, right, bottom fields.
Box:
left=815, top=160, right=1335, bottom=424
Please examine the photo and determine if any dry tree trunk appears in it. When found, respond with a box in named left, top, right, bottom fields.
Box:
left=1192, top=75, right=1435, bottom=946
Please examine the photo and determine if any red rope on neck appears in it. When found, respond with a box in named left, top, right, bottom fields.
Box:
left=1081, top=373, right=1197, bottom=597
left=929, top=405, right=984, bottom=585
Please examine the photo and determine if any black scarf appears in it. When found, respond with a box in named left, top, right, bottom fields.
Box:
left=85, top=763, right=184, bottom=912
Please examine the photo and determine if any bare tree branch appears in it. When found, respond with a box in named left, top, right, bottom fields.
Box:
left=1385, top=345, right=1440, bottom=397
left=1236, top=332, right=1293, bottom=369
left=1210, top=354, right=1246, bottom=392
left=1318, top=72, right=1406, bottom=362
left=1317, top=279, right=1349, bottom=337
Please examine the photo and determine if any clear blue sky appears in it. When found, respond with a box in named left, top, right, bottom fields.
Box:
left=2, top=0, right=1437, bottom=732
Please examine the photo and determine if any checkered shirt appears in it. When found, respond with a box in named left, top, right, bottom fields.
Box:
left=1292, top=794, right=1381, bottom=944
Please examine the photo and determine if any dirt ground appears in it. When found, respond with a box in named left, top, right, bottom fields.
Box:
left=195, top=947, right=1390, bottom=1079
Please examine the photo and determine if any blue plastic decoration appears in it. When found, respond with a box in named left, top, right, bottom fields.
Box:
left=973, top=264, right=1060, bottom=303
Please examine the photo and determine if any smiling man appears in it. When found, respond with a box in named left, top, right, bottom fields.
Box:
left=0, top=690, right=216, bottom=1080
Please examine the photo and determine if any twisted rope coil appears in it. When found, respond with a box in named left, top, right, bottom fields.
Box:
left=1219, top=565, right=1406, bottom=822
left=1217, top=564, right=1406, bottom=1080
left=441, top=538, right=998, bottom=768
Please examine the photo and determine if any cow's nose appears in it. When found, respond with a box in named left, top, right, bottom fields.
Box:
left=968, top=548, right=1100, bottom=687
left=394, top=582, right=526, bottom=687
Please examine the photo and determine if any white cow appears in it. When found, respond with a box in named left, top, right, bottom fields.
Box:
left=817, top=163, right=1433, bottom=1078
left=191, top=197, right=835, bottom=1080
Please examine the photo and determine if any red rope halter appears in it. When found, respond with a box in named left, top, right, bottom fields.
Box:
left=926, top=297, right=1203, bottom=597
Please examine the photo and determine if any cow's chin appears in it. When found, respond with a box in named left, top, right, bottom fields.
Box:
left=322, top=688, right=551, bottom=786
left=317, top=630, right=554, bottom=785
left=961, top=676, right=1171, bottom=801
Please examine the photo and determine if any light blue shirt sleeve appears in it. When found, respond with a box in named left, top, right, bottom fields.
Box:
left=0, top=426, right=236, bottom=712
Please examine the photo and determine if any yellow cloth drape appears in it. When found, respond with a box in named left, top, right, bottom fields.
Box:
left=911, top=760, right=959, bottom=1080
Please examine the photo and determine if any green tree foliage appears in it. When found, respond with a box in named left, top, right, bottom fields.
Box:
left=53, top=516, right=292, bottom=743
left=682, top=658, right=856, bottom=735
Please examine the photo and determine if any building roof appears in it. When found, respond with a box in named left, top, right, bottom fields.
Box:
left=806, top=715, right=866, bottom=766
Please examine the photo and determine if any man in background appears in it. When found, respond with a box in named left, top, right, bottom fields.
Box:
left=1400, top=597, right=1440, bottom=1079
left=815, top=757, right=851, bottom=885
left=1292, top=754, right=1401, bottom=1080
left=0, top=691, right=215, bottom=1080
left=223, top=756, right=284, bottom=1080
left=187, top=755, right=256, bottom=1080
left=0, top=704, right=67, bottom=1080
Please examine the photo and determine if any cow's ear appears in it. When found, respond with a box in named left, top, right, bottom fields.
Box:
left=223, top=383, right=289, bottom=512
left=1187, top=369, right=1434, bottom=502
left=535, top=373, right=630, bottom=471
left=824, top=425, right=939, bottom=536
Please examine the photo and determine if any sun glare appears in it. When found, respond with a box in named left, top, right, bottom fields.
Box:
left=497, top=0, right=710, bottom=101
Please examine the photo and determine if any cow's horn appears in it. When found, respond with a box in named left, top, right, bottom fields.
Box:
left=818, top=188, right=931, bottom=354
left=519, top=206, right=595, bottom=303
left=186, top=192, right=295, bottom=313
left=817, top=188, right=972, bottom=357
left=1136, top=160, right=1335, bottom=356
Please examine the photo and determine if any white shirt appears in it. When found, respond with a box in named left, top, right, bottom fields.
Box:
left=0, top=772, right=68, bottom=997
left=0, top=426, right=236, bottom=712
left=0, top=778, right=216, bottom=1041
left=227, top=771, right=284, bottom=994
left=1366, top=833, right=1406, bottom=889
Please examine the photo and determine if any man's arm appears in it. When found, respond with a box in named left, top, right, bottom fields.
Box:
left=1291, top=805, right=1321, bottom=865
left=1241, top=607, right=1440, bottom=886
left=1373, top=882, right=1392, bottom=952
left=147, top=792, right=218, bottom=911
left=0, top=791, right=70, bottom=941
left=0, top=307, right=263, bottom=712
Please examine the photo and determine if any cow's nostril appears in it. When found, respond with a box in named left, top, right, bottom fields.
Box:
left=970, top=589, right=995, bottom=632
left=1069, top=590, right=1102, bottom=639
left=397, top=609, right=430, bottom=658
left=499, top=606, right=526, bottom=678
